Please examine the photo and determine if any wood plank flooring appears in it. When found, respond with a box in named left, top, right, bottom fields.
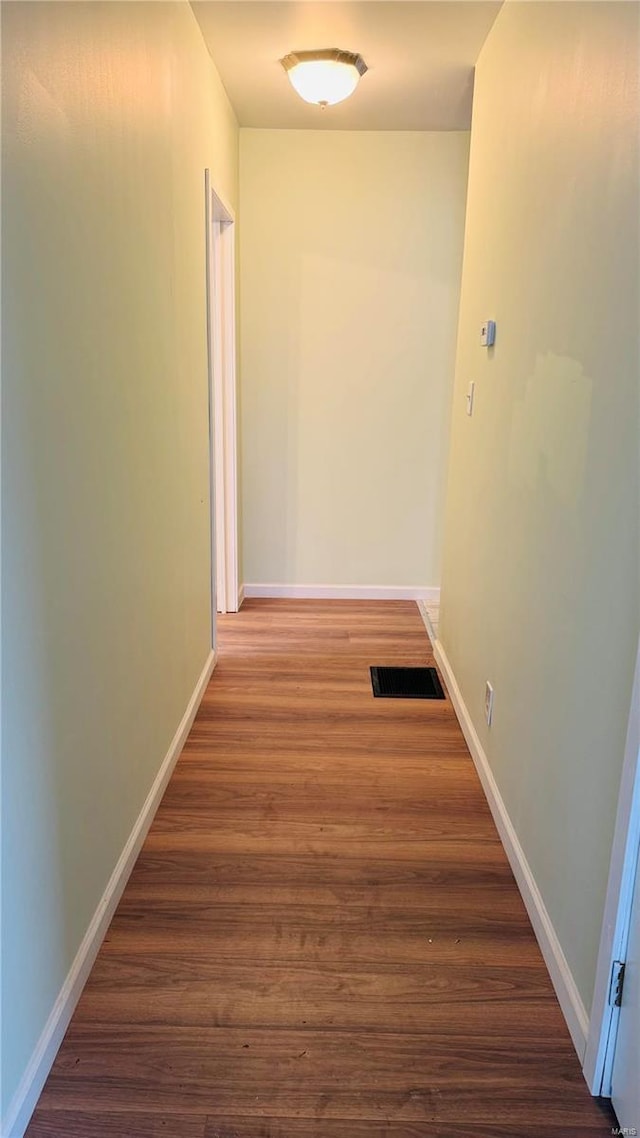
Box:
left=26, top=600, right=615, bottom=1137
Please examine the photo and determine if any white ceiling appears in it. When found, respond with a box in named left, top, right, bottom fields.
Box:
left=191, top=2, right=503, bottom=131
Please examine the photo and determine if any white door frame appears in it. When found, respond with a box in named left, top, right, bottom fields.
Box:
left=583, top=637, right=640, bottom=1094
left=205, top=170, right=239, bottom=618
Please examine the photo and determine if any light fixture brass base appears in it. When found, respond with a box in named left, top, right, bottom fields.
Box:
left=281, top=48, right=368, bottom=77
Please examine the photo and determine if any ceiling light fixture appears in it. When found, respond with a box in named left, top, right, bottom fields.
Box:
left=281, top=49, right=368, bottom=108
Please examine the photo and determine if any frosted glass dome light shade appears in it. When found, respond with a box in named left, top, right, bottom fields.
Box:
left=281, top=49, right=367, bottom=107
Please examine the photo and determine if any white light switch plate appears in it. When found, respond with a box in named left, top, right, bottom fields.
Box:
left=466, top=381, right=475, bottom=416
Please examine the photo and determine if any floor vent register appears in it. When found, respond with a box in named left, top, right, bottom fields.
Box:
left=370, top=666, right=445, bottom=700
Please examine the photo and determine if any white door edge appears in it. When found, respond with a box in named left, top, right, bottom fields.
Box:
left=205, top=169, right=239, bottom=618
left=583, top=636, right=640, bottom=1095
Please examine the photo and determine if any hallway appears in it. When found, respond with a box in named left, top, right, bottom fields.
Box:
left=26, top=601, right=614, bottom=1137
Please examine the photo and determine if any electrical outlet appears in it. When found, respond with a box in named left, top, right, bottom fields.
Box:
left=485, top=681, right=494, bottom=726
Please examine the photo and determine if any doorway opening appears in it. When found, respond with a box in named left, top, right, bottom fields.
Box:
left=205, top=170, right=239, bottom=622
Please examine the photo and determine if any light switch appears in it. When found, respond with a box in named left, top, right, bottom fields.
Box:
left=466, top=381, right=475, bottom=416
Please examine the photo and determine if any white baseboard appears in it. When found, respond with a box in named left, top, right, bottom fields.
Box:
left=417, top=599, right=437, bottom=646
left=237, top=583, right=245, bottom=609
left=2, top=649, right=217, bottom=1138
left=433, top=637, right=589, bottom=1063
left=243, top=584, right=441, bottom=602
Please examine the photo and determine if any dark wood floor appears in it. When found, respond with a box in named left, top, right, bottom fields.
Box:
left=27, top=600, right=615, bottom=1137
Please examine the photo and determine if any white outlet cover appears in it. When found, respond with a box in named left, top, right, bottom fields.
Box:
left=485, top=681, right=494, bottom=726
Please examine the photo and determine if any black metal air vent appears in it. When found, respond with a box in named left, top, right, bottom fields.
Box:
left=370, top=666, right=445, bottom=700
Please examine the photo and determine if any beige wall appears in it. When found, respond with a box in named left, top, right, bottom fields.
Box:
left=439, top=1, right=639, bottom=1012
left=0, top=1, right=237, bottom=1122
left=239, top=129, right=469, bottom=589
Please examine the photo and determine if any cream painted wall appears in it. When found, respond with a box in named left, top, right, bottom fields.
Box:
left=239, top=129, right=469, bottom=589
left=1, top=1, right=237, bottom=1123
left=439, top=1, right=639, bottom=1011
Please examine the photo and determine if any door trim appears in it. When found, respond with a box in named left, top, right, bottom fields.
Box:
left=205, top=170, right=238, bottom=618
left=583, top=637, right=640, bottom=1094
